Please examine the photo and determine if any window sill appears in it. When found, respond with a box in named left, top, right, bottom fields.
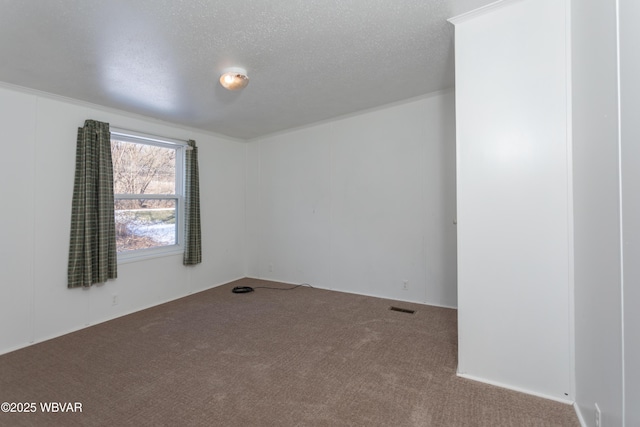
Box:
left=117, top=246, right=184, bottom=264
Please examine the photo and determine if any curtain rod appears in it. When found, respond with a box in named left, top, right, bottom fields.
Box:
left=110, top=126, right=193, bottom=149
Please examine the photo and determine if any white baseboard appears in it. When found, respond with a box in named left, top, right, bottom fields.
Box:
left=456, top=371, right=574, bottom=405
left=573, top=402, right=588, bottom=427
left=245, top=276, right=458, bottom=309
left=0, top=275, right=246, bottom=356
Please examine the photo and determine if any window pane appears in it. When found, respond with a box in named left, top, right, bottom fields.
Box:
left=111, top=139, right=176, bottom=195
left=115, top=199, right=177, bottom=252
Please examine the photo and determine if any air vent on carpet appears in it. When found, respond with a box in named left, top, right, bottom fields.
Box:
left=389, top=306, right=415, bottom=314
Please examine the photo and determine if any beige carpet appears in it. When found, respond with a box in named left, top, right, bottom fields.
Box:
left=0, top=278, right=579, bottom=426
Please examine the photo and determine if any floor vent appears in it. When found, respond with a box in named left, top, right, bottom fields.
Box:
left=389, top=306, right=415, bottom=314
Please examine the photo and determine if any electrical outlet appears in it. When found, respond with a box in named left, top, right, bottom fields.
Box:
left=402, top=280, right=409, bottom=291
left=112, top=294, right=119, bottom=306
left=268, top=263, right=273, bottom=273
left=595, top=403, right=601, bottom=427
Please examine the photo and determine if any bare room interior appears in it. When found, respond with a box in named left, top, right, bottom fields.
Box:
left=0, top=0, right=637, bottom=426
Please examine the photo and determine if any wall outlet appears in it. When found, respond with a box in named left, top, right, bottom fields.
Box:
left=112, top=294, right=119, bottom=306
left=268, top=263, right=273, bottom=273
left=595, top=403, right=601, bottom=427
left=402, top=280, right=409, bottom=291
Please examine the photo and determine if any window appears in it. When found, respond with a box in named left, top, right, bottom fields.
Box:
left=111, top=130, right=186, bottom=261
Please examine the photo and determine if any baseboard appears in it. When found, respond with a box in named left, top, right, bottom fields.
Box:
left=573, top=402, right=588, bottom=427
left=456, top=372, right=575, bottom=405
left=87, top=275, right=247, bottom=328
left=3, top=275, right=451, bottom=356
left=0, top=275, right=245, bottom=356
left=335, top=287, right=458, bottom=310
left=243, top=277, right=305, bottom=287
left=245, top=276, right=458, bottom=310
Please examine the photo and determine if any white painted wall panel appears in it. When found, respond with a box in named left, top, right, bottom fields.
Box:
left=330, top=101, right=431, bottom=301
left=256, top=125, right=332, bottom=288
left=571, top=0, right=625, bottom=425
left=423, top=94, right=458, bottom=305
left=88, top=256, right=188, bottom=326
left=32, top=97, right=91, bottom=340
left=0, top=84, right=246, bottom=355
left=452, top=0, right=571, bottom=400
left=620, top=1, right=640, bottom=425
left=190, top=136, right=247, bottom=293
left=0, top=87, right=36, bottom=352
left=248, top=92, right=457, bottom=307
left=244, top=142, right=261, bottom=278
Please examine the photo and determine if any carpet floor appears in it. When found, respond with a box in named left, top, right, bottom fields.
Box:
left=0, top=278, right=579, bottom=426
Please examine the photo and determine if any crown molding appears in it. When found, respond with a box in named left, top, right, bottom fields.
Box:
left=448, top=0, right=528, bottom=25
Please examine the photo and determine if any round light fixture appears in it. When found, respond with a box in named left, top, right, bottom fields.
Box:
left=219, top=67, right=249, bottom=91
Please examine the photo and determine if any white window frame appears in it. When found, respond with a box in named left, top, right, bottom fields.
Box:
left=111, top=128, right=187, bottom=263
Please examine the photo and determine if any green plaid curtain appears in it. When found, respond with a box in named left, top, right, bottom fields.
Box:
left=183, top=139, right=202, bottom=265
left=68, top=120, right=117, bottom=288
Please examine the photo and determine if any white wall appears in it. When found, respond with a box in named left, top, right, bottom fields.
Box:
left=246, top=92, right=457, bottom=308
left=619, top=1, right=639, bottom=426
left=571, top=0, right=625, bottom=425
left=1, top=87, right=36, bottom=351
left=0, top=84, right=246, bottom=355
left=452, top=0, right=572, bottom=401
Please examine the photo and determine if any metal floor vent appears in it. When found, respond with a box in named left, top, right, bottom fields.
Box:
left=389, top=306, right=415, bottom=314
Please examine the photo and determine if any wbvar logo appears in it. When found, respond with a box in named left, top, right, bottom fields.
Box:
left=40, top=402, right=83, bottom=413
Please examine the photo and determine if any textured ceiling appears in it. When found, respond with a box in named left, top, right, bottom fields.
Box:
left=0, top=0, right=494, bottom=139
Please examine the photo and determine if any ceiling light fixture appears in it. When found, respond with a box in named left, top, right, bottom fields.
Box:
left=219, top=67, right=249, bottom=91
